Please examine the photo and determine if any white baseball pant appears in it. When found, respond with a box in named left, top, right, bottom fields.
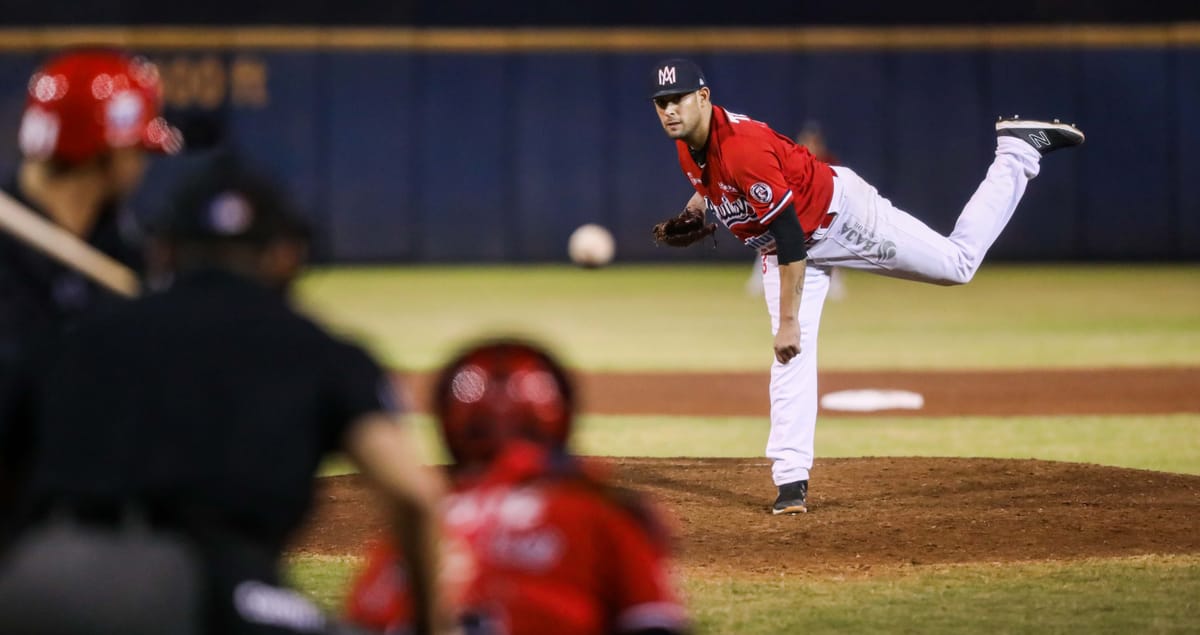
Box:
left=762, top=137, right=1043, bottom=486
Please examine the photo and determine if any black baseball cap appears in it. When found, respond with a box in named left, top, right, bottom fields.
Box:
left=154, top=157, right=310, bottom=245
left=648, top=58, right=707, bottom=99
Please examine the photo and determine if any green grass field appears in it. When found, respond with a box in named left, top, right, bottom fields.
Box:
left=288, top=554, right=1200, bottom=635
left=296, top=263, right=1200, bottom=371
left=321, top=413, right=1200, bottom=476
left=290, top=264, right=1200, bottom=634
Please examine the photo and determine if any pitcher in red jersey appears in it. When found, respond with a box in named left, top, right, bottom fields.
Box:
left=346, top=339, right=690, bottom=635
left=648, top=58, right=1084, bottom=515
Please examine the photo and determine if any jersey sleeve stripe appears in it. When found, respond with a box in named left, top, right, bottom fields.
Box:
left=759, top=189, right=794, bottom=223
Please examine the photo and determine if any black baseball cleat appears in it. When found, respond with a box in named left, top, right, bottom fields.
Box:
left=772, top=480, right=808, bottom=515
left=995, top=116, right=1085, bottom=155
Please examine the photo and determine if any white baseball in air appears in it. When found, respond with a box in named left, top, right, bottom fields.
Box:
left=567, top=223, right=615, bottom=268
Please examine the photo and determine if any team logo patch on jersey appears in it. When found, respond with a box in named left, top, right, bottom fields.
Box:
left=749, top=182, right=773, bottom=205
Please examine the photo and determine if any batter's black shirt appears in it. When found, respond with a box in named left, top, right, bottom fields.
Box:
left=0, top=180, right=142, bottom=518
left=18, top=268, right=399, bottom=553
left=0, top=180, right=142, bottom=365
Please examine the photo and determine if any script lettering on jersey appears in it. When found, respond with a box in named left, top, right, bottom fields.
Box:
left=838, top=221, right=898, bottom=262
left=725, top=111, right=751, bottom=124
left=706, top=197, right=778, bottom=252
left=446, top=488, right=546, bottom=529
left=706, top=196, right=755, bottom=226
left=487, top=529, right=565, bottom=572
left=445, top=487, right=564, bottom=571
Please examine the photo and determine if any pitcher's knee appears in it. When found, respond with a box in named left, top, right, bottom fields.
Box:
left=934, top=267, right=976, bottom=286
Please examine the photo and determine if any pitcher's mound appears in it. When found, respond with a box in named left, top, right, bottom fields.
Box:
left=290, top=457, right=1200, bottom=576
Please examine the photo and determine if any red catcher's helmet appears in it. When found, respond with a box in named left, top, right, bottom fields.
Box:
left=433, top=340, right=574, bottom=469
left=18, top=49, right=183, bottom=165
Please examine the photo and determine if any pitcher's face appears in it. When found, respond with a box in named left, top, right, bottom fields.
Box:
left=654, top=88, right=708, bottom=141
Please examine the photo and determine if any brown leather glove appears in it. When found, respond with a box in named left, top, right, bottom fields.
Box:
left=651, top=206, right=717, bottom=247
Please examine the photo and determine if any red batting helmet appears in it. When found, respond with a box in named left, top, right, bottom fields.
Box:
left=433, top=339, right=575, bottom=470
left=18, top=49, right=182, bottom=165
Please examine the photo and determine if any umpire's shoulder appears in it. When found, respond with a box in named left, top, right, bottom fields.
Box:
left=304, top=317, right=391, bottom=375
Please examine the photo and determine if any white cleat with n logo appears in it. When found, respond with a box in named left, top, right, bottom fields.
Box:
left=996, top=115, right=1085, bottom=155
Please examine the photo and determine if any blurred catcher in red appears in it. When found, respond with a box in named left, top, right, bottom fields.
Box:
left=347, top=339, right=691, bottom=635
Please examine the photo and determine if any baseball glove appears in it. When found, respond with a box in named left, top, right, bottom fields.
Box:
left=652, top=207, right=717, bottom=247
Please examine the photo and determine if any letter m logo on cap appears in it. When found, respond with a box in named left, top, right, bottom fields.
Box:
left=658, top=66, right=676, bottom=86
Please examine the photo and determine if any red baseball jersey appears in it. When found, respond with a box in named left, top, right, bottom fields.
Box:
left=346, top=444, right=688, bottom=635
left=676, top=105, right=836, bottom=254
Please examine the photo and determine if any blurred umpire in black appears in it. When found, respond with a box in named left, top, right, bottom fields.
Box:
left=0, top=159, right=452, bottom=634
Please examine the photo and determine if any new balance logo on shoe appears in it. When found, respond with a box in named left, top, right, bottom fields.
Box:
left=1028, top=131, right=1051, bottom=148
left=996, top=115, right=1085, bottom=156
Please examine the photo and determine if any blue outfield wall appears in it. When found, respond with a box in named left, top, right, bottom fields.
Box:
left=1, top=39, right=1197, bottom=262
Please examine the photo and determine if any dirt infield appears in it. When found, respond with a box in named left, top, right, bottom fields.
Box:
left=292, top=367, right=1200, bottom=574
left=292, top=458, right=1200, bottom=574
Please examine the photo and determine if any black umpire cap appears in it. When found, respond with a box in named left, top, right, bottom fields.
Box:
left=649, top=58, right=707, bottom=99
left=154, top=158, right=311, bottom=245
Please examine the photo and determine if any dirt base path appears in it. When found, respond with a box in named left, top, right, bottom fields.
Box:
left=291, top=457, right=1200, bottom=575
left=398, top=367, right=1200, bottom=417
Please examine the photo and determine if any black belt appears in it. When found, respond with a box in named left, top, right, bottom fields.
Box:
left=39, top=501, right=179, bottom=532
left=805, top=211, right=838, bottom=245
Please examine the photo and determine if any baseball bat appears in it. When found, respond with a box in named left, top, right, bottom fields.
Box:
left=0, top=190, right=141, bottom=298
